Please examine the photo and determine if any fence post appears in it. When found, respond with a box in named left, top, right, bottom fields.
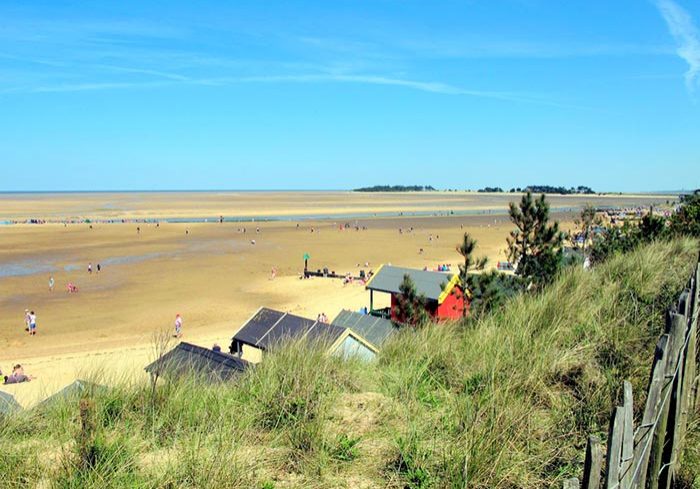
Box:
left=664, top=316, right=687, bottom=489
left=654, top=312, right=687, bottom=489
left=634, top=334, right=669, bottom=488
left=582, top=435, right=603, bottom=489
left=677, top=301, right=697, bottom=464
left=605, top=406, right=624, bottom=488
left=649, top=313, right=686, bottom=489
left=693, top=265, right=700, bottom=413
left=620, top=381, right=634, bottom=488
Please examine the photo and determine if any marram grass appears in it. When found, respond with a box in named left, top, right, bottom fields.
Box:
left=1, top=238, right=698, bottom=488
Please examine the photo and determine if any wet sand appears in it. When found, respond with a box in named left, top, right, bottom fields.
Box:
left=0, top=192, right=672, bottom=406
left=0, top=190, right=673, bottom=221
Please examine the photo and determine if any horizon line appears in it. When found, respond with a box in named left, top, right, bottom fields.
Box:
left=0, top=188, right=690, bottom=195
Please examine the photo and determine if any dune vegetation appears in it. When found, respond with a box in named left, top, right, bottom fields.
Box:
left=1, top=238, right=699, bottom=488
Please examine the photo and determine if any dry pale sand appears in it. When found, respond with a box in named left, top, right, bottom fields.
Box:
left=0, top=192, right=670, bottom=406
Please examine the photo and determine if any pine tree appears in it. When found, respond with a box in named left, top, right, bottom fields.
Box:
left=392, top=274, right=429, bottom=327
left=455, top=232, right=487, bottom=317
left=507, top=192, right=563, bottom=286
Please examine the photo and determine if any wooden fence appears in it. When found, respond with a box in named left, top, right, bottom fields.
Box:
left=565, top=257, right=699, bottom=489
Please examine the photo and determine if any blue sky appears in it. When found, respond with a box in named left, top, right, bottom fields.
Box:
left=1, top=0, right=699, bottom=192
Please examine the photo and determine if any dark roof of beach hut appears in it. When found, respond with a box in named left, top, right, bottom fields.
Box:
left=331, top=310, right=397, bottom=350
left=0, top=390, right=21, bottom=415
left=365, top=265, right=460, bottom=303
left=145, top=342, right=249, bottom=382
left=233, top=307, right=347, bottom=350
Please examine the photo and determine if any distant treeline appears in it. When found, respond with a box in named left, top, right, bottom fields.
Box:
left=354, top=185, right=436, bottom=192
left=477, top=185, right=596, bottom=194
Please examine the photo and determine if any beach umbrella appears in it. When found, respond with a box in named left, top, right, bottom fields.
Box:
left=0, top=390, right=21, bottom=415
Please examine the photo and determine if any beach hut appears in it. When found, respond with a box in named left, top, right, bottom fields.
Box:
left=145, top=342, right=249, bottom=382
left=0, top=390, right=21, bottom=415
left=230, top=307, right=377, bottom=362
left=331, top=309, right=398, bottom=351
left=365, top=265, right=467, bottom=321
left=36, top=380, right=106, bottom=409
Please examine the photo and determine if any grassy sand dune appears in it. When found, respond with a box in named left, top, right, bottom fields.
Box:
left=2, top=239, right=698, bottom=488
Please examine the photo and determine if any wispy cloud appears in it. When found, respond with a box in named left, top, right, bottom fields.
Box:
left=0, top=71, right=599, bottom=111
left=654, top=0, right=700, bottom=92
left=95, top=64, right=191, bottom=81
left=0, top=9, right=606, bottom=110
left=0, top=73, right=510, bottom=97
left=392, top=38, right=674, bottom=59
left=0, top=80, right=173, bottom=94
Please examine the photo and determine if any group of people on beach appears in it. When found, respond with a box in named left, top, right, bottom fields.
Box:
left=50, top=261, right=105, bottom=295
left=2, top=364, right=34, bottom=384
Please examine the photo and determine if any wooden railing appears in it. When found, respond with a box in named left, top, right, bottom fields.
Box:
left=565, top=257, right=699, bottom=489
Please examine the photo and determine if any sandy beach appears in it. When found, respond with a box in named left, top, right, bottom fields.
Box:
left=0, top=191, right=673, bottom=406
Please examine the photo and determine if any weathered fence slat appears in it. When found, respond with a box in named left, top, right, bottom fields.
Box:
left=582, top=435, right=603, bottom=489
left=634, top=334, right=669, bottom=488
left=620, top=381, right=634, bottom=488
left=664, top=328, right=686, bottom=488
left=653, top=312, right=687, bottom=489
left=677, top=303, right=697, bottom=465
left=692, top=265, right=700, bottom=413
left=605, top=406, right=624, bottom=488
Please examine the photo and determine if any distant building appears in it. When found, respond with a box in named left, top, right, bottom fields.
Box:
left=365, top=265, right=467, bottom=321
left=230, top=307, right=377, bottom=362
left=145, top=342, right=249, bottom=382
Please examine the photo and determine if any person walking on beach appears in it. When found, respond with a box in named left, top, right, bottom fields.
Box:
left=97, top=263, right=101, bottom=273
left=174, top=314, right=183, bottom=338
left=24, top=309, right=30, bottom=331
left=48, top=276, right=54, bottom=292
left=28, top=311, right=36, bottom=335
left=88, top=262, right=92, bottom=274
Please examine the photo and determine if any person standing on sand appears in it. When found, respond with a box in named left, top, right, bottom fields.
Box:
left=97, top=263, right=101, bottom=273
left=88, top=262, right=92, bottom=274
left=48, top=276, right=54, bottom=292
left=24, top=309, right=30, bottom=331
left=28, top=311, right=36, bottom=335
left=174, top=314, right=183, bottom=338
